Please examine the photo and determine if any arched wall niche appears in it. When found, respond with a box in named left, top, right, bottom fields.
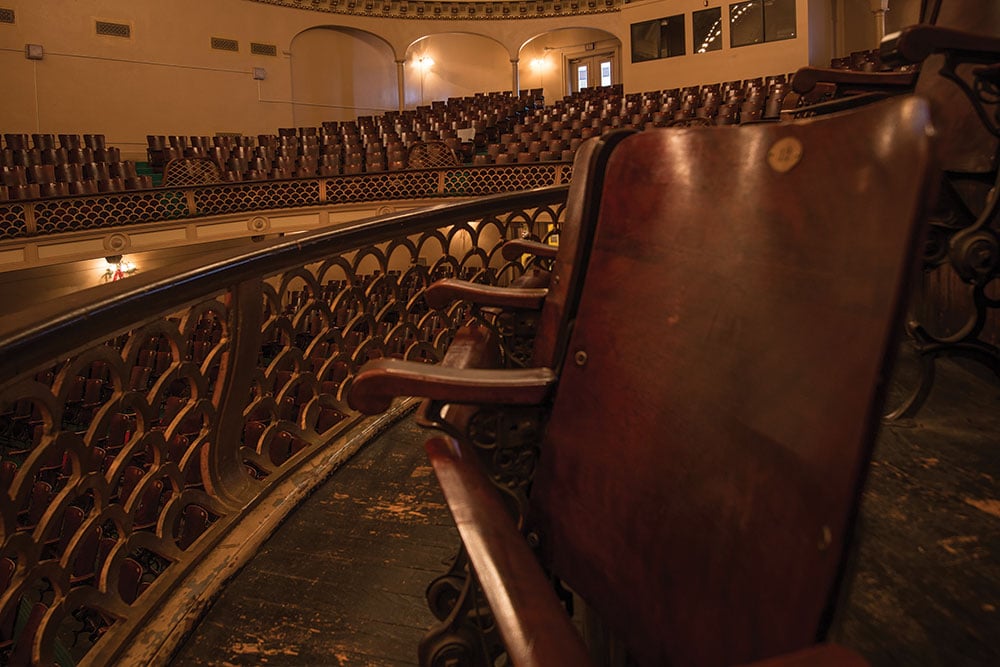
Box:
left=519, top=28, right=621, bottom=102
left=290, top=26, right=399, bottom=124
left=404, top=33, right=512, bottom=107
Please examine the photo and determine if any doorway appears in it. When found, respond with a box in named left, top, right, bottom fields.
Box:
left=567, top=51, right=617, bottom=93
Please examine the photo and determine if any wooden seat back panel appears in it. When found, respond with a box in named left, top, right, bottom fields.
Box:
left=530, top=129, right=634, bottom=369
left=529, top=97, right=935, bottom=666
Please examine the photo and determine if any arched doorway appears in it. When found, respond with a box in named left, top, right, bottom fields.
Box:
left=404, top=33, right=511, bottom=107
left=519, top=28, right=622, bottom=102
left=290, top=27, right=397, bottom=124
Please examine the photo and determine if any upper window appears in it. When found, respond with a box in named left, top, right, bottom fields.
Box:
left=729, top=0, right=796, bottom=48
left=630, top=14, right=686, bottom=64
left=693, top=7, right=723, bottom=53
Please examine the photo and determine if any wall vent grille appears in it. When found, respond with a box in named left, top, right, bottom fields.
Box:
left=211, top=37, right=239, bottom=52
left=95, top=20, right=131, bottom=38
left=250, top=42, right=277, bottom=56
left=0, top=8, right=15, bottom=24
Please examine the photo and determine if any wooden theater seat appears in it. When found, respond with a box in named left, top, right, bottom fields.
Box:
left=347, top=96, right=936, bottom=666
left=350, top=130, right=634, bottom=434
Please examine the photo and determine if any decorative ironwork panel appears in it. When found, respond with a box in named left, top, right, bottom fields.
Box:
left=326, top=171, right=441, bottom=203
left=32, top=191, right=190, bottom=234
left=0, top=305, right=228, bottom=663
left=247, top=0, right=621, bottom=20
left=445, top=165, right=559, bottom=196
left=0, top=203, right=27, bottom=240
left=0, top=191, right=567, bottom=665
left=193, top=180, right=322, bottom=215
left=2, top=165, right=569, bottom=241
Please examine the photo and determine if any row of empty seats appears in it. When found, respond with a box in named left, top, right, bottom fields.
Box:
left=0, top=132, right=152, bottom=201
left=0, top=53, right=909, bottom=200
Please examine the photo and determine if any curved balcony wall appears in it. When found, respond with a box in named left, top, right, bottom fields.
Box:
left=0, top=181, right=568, bottom=666
left=0, top=163, right=573, bottom=273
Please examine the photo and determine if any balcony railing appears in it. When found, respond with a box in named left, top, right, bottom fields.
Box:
left=0, top=184, right=567, bottom=666
left=0, top=163, right=571, bottom=242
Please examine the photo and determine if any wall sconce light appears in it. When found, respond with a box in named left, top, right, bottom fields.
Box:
left=530, top=57, right=551, bottom=88
left=416, top=56, right=434, bottom=105
left=24, top=43, right=43, bottom=60
left=102, top=255, right=137, bottom=282
left=252, top=67, right=267, bottom=80
left=529, top=57, right=550, bottom=72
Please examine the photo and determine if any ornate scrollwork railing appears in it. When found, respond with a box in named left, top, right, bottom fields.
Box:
left=779, top=21, right=1000, bottom=420
left=0, top=185, right=567, bottom=665
left=249, top=0, right=620, bottom=22
left=877, top=27, right=1000, bottom=418
left=0, top=163, right=571, bottom=241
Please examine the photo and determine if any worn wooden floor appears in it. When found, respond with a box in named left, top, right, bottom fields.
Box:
left=171, top=418, right=456, bottom=666
left=172, top=357, right=1000, bottom=667
left=832, top=356, right=1000, bottom=666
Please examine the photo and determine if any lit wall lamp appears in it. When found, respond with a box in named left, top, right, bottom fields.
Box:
left=529, top=57, right=550, bottom=88
left=24, top=44, right=43, bottom=60
left=416, top=56, right=434, bottom=104
left=102, top=255, right=138, bottom=282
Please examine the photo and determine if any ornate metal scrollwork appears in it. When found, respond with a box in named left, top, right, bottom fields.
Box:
left=887, top=170, right=1000, bottom=418
left=0, top=192, right=566, bottom=664
left=882, top=36, right=1000, bottom=420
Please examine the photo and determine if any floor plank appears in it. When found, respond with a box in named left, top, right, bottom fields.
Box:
left=172, top=358, right=1000, bottom=666
left=832, top=358, right=1000, bottom=666
left=171, top=417, right=456, bottom=667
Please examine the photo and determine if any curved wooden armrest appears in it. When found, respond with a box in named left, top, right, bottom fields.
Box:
left=881, top=25, right=1000, bottom=66
left=347, top=358, right=556, bottom=415
left=791, top=67, right=917, bottom=94
left=501, top=239, right=558, bottom=262
left=781, top=92, right=896, bottom=120
left=425, top=436, right=593, bottom=667
left=424, top=278, right=547, bottom=311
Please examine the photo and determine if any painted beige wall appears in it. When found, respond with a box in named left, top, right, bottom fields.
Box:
left=404, top=33, right=511, bottom=106
left=0, top=0, right=917, bottom=160
left=843, top=0, right=878, bottom=54
left=518, top=28, right=621, bottom=102
left=621, top=0, right=813, bottom=92
left=0, top=0, right=305, bottom=159
left=290, top=26, right=398, bottom=125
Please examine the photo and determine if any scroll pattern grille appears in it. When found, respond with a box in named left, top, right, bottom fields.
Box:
left=3, top=165, right=569, bottom=240
left=247, top=0, right=621, bottom=20
left=32, top=192, right=190, bottom=234
left=0, top=197, right=565, bottom=665
left=326, top=171, right=439, bottom=203
left=446, top=164, right=559, bottom=196
left=193, top=180, right=321, bottom=215
left=0, top=204, right=26, bottom=239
